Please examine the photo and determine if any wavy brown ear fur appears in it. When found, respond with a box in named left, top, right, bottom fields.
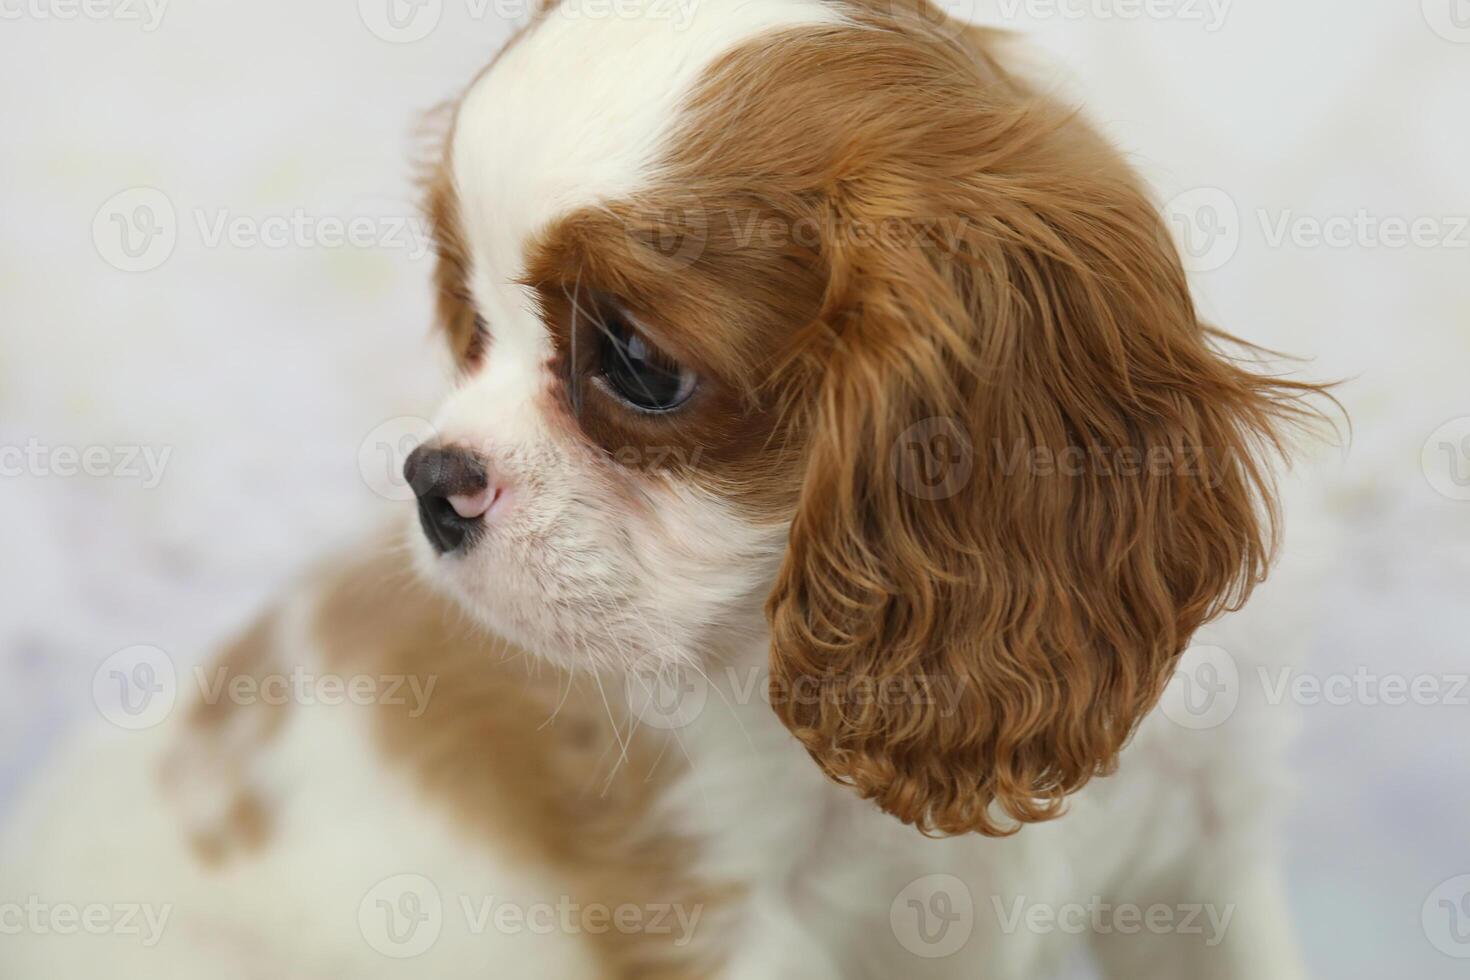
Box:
left=760, top=24, right=1328, bottom=837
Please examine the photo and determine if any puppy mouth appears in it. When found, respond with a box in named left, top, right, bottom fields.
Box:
left=416, top=496, right=485, bottom=556
left=448, top=486, right=501, bottom=521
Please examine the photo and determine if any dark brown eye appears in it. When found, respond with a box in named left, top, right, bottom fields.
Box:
left=595, top=306, right=697, bottom=413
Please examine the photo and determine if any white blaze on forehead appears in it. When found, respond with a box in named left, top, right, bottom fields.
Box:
left=449, top=0, right=842, bottom=373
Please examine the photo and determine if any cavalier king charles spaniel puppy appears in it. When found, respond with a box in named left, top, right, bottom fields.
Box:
left=2, top=1, right=1331, bottom=977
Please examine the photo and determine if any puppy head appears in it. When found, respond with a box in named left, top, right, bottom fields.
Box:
left=413, top=2, right=1323, bottom=834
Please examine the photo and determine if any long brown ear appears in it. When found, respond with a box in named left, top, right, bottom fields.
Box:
left=765, top=86, right=1325, bottom=837
left=415, top=102, right=484, bottom=369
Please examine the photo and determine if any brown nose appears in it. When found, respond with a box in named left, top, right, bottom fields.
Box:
left=403, top=444, right=489, bottom=555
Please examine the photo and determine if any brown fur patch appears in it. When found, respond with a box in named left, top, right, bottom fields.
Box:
left=183, top=609, right=288, bottom=737
left=163, top=610, right=288, bottom=865
left=313, top=533, right=735, bottom=978
left=171, top=534, right=732, bottom=973
left=425, top=160, right=485, bottom=368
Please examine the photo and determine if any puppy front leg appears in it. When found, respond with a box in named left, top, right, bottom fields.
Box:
left=715, top=916, right=847, bottom=980
left=1089, top=858, right=1308, bottom=980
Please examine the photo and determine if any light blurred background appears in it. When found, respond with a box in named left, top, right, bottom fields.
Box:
left=1, top=2, right=1466, bottom=977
